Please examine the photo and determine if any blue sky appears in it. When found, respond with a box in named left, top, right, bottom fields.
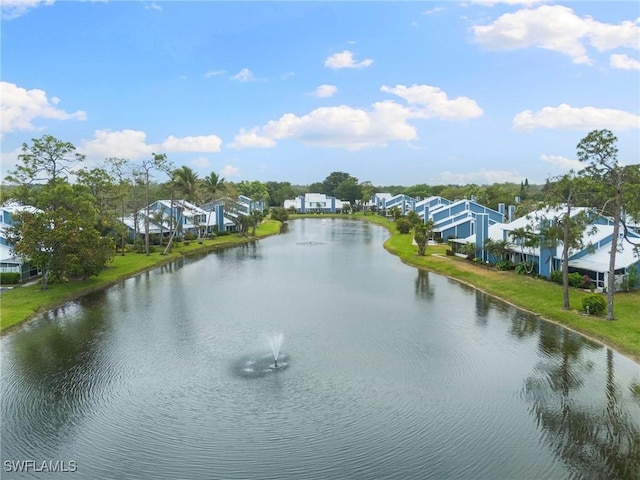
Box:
left=1, top=1, right=639, bottom=186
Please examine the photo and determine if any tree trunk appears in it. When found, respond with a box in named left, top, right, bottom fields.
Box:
left=606, top=174, right=623, bottom=320
left=562, top=205, right=571, bottom=310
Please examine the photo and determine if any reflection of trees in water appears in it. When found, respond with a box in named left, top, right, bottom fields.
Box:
left=473, top=290, right=511, bottom=324
left=414, top=269, right=434, bottom=302
left=509, top=311, right=539, bottom=340
left=524, top=326, right=640, bottom=479
left=8, top=295, right=110, bottom=450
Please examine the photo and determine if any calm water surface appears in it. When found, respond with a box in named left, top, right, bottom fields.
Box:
left=2, top=219, right=639, bottom=479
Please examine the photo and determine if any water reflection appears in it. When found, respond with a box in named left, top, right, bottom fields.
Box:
left=414, top=269, right=434, bottom=302
left=2, top=219, right=639, bottom=480
left=523, top=324, right=640, bottom=479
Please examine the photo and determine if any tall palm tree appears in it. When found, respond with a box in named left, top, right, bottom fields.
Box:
left=172, top=166, right=200, bottom=203
left=203, top=172, right=225, bottom=203
left=202, top=171, right=225, bottom=235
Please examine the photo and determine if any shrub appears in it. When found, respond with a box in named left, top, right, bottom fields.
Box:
left=496, top=260, right=515, bottom=271
left=396, top=218, right=411, bottom=234
left=215, top=230, right=231, bottom=236
left=550, top=270, right=562, bottom=284
left=568, top=272, right=583, bottom=288
left=515, top=262, right=534, bottom=275
left=582, top=294, right=606, bottom=315
left=184, top=233, right=197, bottom=241
left=580, top=275, right=592, bottom=289
left=0, top=272, right=21, bottom=284
left=445, top=249, right=454, bottom=256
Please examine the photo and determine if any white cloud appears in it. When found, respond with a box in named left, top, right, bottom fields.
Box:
left=229, top=128, right=277, bottom=149
left=191, top=156, right=210, bottom=169
left=471, top=5, right=640, bottom=65
left=220, top=164, right=240, bottom=177
left=0, top=81, right=87, bottom=135
left=432, top=169, right=524, bottom=185
left=610, top=53, right=640, bottom=70
left=205, top=70, right=226, bottom=78
left=233, top=102, right=417, bottom=151
left=423, top=6, right=444, bottom=15
left=381, top=84, right=483, bottom=120
left=161, top=135, right=222, bottom=152
left=231, top=68, right=254, bottom=82
left=1, top=0, right=53, bottom=19
left=312, top=84, right=338, bottom=98
left=468, top=0, right=548, bottom=6
left=231, top=83, right=482, bottom=151
left=281, top=72, right=295, bottom=79
left=324, top=50, right=374, bottom=69
left=540, top=154, right=583, bottom=172
left=144, top=2, right=162, bottom=12
left=79, top=129, right=222, bottom=160
left=513, top=104, right=640, bottom=131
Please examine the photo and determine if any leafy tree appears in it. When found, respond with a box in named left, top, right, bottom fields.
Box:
left=265, top=181, right=295, bottom=206
left=236, top=180, right=270, bottom=203
left=406, top=210, right=421, bottom=229
left=7, top=180, right=114, bottom=289
left=5, top=135, right=85, bottom=186
left=322, top=172, right=357, bottom=197
left=388, top=206, right=402, bottom=221
left=414, top=225, right=427, bottom=256
left=334, top=178, right=362, bottom=205
left=396, top=218, right=411, bottom=234
left=576, top=130, right=636, bottom=319
left=270, top=207, right=289, bottom=223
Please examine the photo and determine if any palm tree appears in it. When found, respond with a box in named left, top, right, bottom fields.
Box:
left=510, top=225, right=537, bottom=273
left=172, top=166, right=200, bottom=203
left=203, top=172, right=225, bottom=203
left=202, top=172, right=225, bottom=235
left=250, top=209, right=264, bottom=236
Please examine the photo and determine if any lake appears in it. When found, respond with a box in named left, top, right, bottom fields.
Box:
left=2, top=218, right=639, bottom=479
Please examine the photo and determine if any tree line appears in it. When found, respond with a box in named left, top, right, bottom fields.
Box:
left=2, top=131, right=638, bottom=318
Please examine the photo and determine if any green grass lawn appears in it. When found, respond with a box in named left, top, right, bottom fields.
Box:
left=0, top=220, right=281, bottom=334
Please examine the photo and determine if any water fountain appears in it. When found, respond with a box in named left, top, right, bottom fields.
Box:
left=269, top=333, right=283, bottom=368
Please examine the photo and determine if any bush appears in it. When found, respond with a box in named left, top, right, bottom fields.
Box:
left=215, top=230, right=231, bottom=236
left=445, top=249, right=454, bottom=256
left=515, top=262, right=534, bottom=275
left=184, top=233, right=197, bottom=241
left=550, top=270, right=562, bottom=284
left=582, top=294, right=606, bottom=315
left=496, top=260, right=515, bottom=271
left=568, top=272, right=583, bottom=288
left=396, top=218, right=411, bottom=234
left=0, top=272, right=21, bottom=284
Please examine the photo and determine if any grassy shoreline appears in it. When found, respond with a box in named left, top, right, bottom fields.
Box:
left=0, top=220, right=282, bottom=335
left=2, top=214, right=638, bottom=364
left=291, top=213, right=639, bottom=362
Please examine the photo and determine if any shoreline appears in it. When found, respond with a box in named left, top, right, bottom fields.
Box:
left=2, top=215, right=639, bottom=366
left=393, top=252, right=640, bottom=365
left=0, top=222, right=281, bottom=336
